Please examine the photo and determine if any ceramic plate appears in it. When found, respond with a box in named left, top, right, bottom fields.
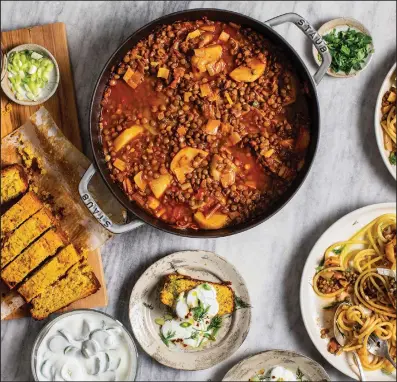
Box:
left=312, top=17, right=374, bottom=78
left=222, top=349, right=330, bottom=381
left=1, top=43, right=60, bottom=106
left=374, top=63, right=396, bottom=179
left=129, top=250, right=251, bottom=370
left=300, top=203, right=396, bottom=381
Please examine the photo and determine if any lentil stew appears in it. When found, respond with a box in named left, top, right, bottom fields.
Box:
left=99, top=18, right=312, bottom=230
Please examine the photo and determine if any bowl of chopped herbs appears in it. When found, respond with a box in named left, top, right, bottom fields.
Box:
left=313, top=18, right=374, bottom=78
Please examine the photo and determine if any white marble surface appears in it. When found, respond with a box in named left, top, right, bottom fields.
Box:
left=1, top=1, right=396, bottom=381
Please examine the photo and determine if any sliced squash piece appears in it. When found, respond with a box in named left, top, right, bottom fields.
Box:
left=200, top=83, right=212, bottom=97
left=200, top=25, right=216, bottom=32
left=157, top=67, right=170, bottom=79
left=113, top=158, right=126, bottom=171
left=123, top=67, right=144, bottom=89
left=192, top=45, right=223, bottom=73
left=186, top=29, right=201, bottom=41
left=205, top=120, right=220, bottom=135
left=134, top=171, right=147, bottom=191
left=147, top=196, right=160, bottom=210
left=113, top=125, right=144, bottom=152
left=229, top=58, right=266, bottom=82
left=170, top=147, right=208, bottom=183
left=194, top=211, right=228, bottom=229
left=149, top=174, right=172, bottom=199
left=219, top=31, right=230, bottom=42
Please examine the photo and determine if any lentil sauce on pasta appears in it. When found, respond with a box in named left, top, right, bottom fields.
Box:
left=99, top=19, right=312, bottom=230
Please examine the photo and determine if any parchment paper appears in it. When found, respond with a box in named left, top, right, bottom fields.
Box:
left=1, top=107, right=126, bottom=319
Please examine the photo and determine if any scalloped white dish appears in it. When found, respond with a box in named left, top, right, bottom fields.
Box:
left=374, top=63, right=396, bottom=179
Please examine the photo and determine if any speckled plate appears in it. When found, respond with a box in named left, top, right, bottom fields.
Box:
left=222, top=349, right=330, bottom=381
left=374, top=62, right=396, bottom=179
left=128, top=250, right=251, bottom=370
left=300, top=203, right=396, bottom=381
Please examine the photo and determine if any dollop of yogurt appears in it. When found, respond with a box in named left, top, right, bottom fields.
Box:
left=159, top=283, right=221, bottom=349
left=35, top=311, right=137, bottom=381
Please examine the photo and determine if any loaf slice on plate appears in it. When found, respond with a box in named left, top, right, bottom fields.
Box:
left=0, top=164, right=28, bottom=205
left=160, top=273, right=235, bottom=316
left=30, top=260, right=101, bottom=320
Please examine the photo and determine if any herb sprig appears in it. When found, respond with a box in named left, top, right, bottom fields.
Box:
left=321, top=27, right=373, bottom=74
left=160, top=330, right=176, bottom=346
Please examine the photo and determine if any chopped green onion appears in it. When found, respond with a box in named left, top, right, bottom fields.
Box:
left=7, top=49, right=55, bottom=101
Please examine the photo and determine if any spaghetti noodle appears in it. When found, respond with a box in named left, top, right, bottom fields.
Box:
left=313, top=213, right=396, bottom=372
left=381, top=84, right=396, bottom=165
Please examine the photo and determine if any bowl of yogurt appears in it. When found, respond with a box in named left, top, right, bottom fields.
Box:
left=31, top=309, right=138, bottom=381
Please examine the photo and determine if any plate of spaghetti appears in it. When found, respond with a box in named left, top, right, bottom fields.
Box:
left=300, top=203, right=396, bottom=380
left=375, top=63, right=396, bottom=179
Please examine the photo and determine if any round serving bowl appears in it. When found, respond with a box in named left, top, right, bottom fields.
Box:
left=313, top=17, right=374, bottom=78
left=31, top=309, right=138, bottom=381
left=1, top=43, right=60, bottom=106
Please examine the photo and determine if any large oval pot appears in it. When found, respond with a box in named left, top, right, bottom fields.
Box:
left=79, top=9, right=331, bottom=238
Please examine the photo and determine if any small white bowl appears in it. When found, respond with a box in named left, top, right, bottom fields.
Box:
left=313, top=17, right=374, bottom=78
left=1, top=43, right=60, bottom=106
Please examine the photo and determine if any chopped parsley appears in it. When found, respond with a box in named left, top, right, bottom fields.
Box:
left=332, top=245, right=345, bottom=255
left=192, top=300, right=210, bottom=322
left=207, top=315, right=222, bottom=336
left=389, top=152, right=396, bottom=166
left=296, top=367, right=304, bottom=381
left=235, top=296, right=251, bottom=310
left=320, top=28, right=373, bottom=74
left=159, top=330, right=175, bottom=346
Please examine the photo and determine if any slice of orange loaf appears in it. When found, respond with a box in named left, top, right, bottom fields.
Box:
left=1, top=208, right=56, bottom=269
left=160, top=273, right=235, bottom=316
left=1, top=229, right=67, bottom=289
left=18, top=244, right=81, bottom=302
left=0, top=164, right=28, bottom=205
left=1, top=192, right=43, bottom=239
left=30, top=260, right=101, bottom=320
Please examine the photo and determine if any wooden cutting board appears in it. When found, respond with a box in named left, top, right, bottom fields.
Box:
left=1, top=22, right=108, bottom=318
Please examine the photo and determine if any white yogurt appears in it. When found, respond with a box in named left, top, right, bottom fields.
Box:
left=34, top=310, right=137, bottom=381
left=159, top=283, right=221, bottom=349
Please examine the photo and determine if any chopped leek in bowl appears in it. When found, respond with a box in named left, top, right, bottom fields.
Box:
left=1, top=43, right=59, bottom=105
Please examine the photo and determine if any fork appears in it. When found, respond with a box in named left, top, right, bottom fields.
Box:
left=367, top=334, right=397, bottom=369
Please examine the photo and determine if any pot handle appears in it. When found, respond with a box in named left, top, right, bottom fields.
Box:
left=265, top=13, right=331, bottom=85
left=79, top=164, right=145, bottom=234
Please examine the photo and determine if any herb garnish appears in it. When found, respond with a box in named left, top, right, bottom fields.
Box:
left=321, top=28, right=373, bottom=74
left=192, top=300, right=210, bottom=322
left=160, top=330, right=175, bottom=346
left=296, top=367, right=304, bottom=381
left=207, top=315, right=223, bottom=336
left=143, top=302, right=154, bottom=310
left=332, top=245, right=345, bottom=255
left=235, top=296, right=251, bottom=310
left=381, top=368, right=392, bottom=376
left=389, top=152, right=396, bottom=166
